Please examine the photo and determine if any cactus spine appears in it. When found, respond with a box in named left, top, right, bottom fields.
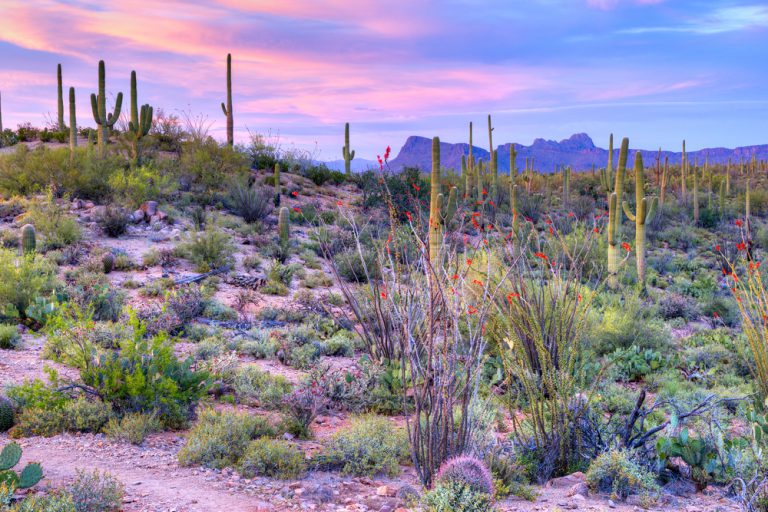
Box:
left=221, top=53, right=233, bottom=147
left=69, top=87, right=77, bottom=161
left=20, top=224, right=35, bottom=255
left=57, top=63, right=65, bottom=130
left=622, top=152, right=657, bottom=293
left=278, top=207, right=289, bottom=253
left=606, top=137, right=629, bottom=289
left=128, top=70, right=153, bottom=163
left=90, top=60, right=123, bottom=156
left=274, top=163, right=281, bottom=206
left=429, top=136, right=442, bottom=262
left=342, top=122, right=355, bottom=175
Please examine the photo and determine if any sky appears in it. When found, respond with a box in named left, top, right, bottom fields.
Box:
left=0, top=0, right=767, bottom=161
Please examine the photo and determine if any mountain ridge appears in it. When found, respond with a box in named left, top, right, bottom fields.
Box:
left=385, top=133, right=768, bottom=173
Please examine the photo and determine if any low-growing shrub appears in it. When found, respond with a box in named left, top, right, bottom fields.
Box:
left=104, top=411, right=163, bottom=445
left=586, top=449, right=659, bottom=501
left=321, top=415, right=407, bottom=477
left=67, top=469, right=124, bottom=512
left=229, top=183, right=273, bottom=223
left=281, top=386, right=328, bottom=439
left=0, top=324, right=21, bottom=349
left=422, top=481, right=495, bottom=512
left=23, top=196, right=81, bottom=250
left=178, top=409, right=276, bottom=469
left=238, top=438, right=307, bottom=479
left=98, top=207, right=129, bottom=238
left=0, top=249, right=58, bottom=322
left=177, top=229, right=235, bottom=272
left=333, top=248, right=380, bottom=283
left=233, top=365, right=292, bottom=407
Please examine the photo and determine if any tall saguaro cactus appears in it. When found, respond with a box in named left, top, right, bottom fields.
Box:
left=681, top=140, right=688, bottom=204
left=600, top=133, right=614, bottom=193
left=221, top=53, right=233, bottom=147
left=57, top=63, right=65, bottom=130
left=607, top=137, right=629, bottom=289
left=659, top=156, right=668, bottom=207
left=467, top=122, right=474, bottom=200
left=429, top=136, right=442, bottom=263
left=488, top=115, right=497, bottom=203
left=693, top=158, right=700, bottom=224
left=68, top=87, right=77, bottom=160
left=90, top=60, right=123, bottom=156
left=128, top=70, right=153, bottom=162
left=342, top=122, right=355, bottom=175
left=622, top=152, right=657, bottom=293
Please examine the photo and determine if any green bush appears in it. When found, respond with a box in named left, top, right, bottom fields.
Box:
left=66, top=469, right=124, bottom=512
left=0, top=250, right=58, bottom=322
left=104, top=412, right=162, bottom=445
left=23, top=196, right=81, bottom=250
left=586, top=449, right=659, bottom=501
left=12, top=398, right=113, bottom=438
left=0, top=324, right=21, bottom=349
left=333, top=248, right=380, bottom=283
left=233, top=366, right=292, bottom=407
left=238, top=438, right=307, bottom=479
left=178, top=409, right=276, bottom=469
left=177, top=229, right=235, bottom=272
left=590, top=294, right=669, bottom=355
left=320, top=415, right=407, bottom=477
left=179, top=138, right=250, bottom=189
left=7, top=491, right=76, bottom=512
left=228, top=183, right=273, bottom=223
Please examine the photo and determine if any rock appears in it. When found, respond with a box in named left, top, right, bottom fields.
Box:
left=546, top=471, right=586, bottom=488
left=132, top=210, right=145, bottom=223
left=396, top=485, right=419, bottom=501
left=72, top=199, right=84, bottom=210
left=567, top=482, right=589, bottom=497
left=141, top=201, right=158, bottom=217
left=376, top=485, right=396, bottom=497
left=608, top=499, right=617, bottom=508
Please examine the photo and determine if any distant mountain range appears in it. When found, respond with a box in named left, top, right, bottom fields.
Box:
left=323, top=158, right=377, bottom=173
left=385, top=133, right=768, bottom=173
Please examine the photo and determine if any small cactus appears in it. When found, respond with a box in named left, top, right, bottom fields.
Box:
left=102, top=253, right=115, bottom=274
left=0, top=442, right=43, bottom=491
left=0, top=397, right=13, bottom=433
left=20, top=224, right=35, bottom=255
left=435, top=455, right=494, bottom=496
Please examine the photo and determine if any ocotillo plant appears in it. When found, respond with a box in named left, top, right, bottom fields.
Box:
left=693, top=159, right=700, bottom=224
left=600, top=133, right=614, bottom=194
left=607, top=137, right=629, bottom=289
left=274, top=163, right=281, bottom=206
left=20, top=224, right=35, bottom=255
left=429, top=136, right=442, bottom=263
left=90, top=60, right=123, bottom=156
left=342, top=122, right=355, bottom=175
left=221, top=53, right=233, bottom=147
left=57, top=63, right=65, bottom=130
left=68, top=87, right=77, bottom=161
left=128, top=70, right=153, bottom=162
left=622, top=152, right=657, bottom=293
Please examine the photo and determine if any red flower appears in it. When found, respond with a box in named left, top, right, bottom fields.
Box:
left=406, top=211, right=412, bottom=221
left=384, top=145, right=391, bottom=160
left=713, top=312, right=719, bottom=318
left=292, top=207, right=301, bottom=213
left=567, top=212, right=575, bottom=217
left=737, top=242, right=746, bottom=251
left=468, top=306, right=478, bottom=315
left=472, top=279, right=484, bottom=286
left=291, top=191, right=298, bottom=197
left=735, top=219, right=743, bottom=227
left=336, top=200, right=343, bottom=206
left=482, top=189, right=488, bottom=196
left=466, top=258, right=473, bottom=265
left=506, top=292, right=520, bottom=303
left=621, top=242, right=631, bottom=252
left=452, top=274, right=459, bottom=280
left=534, top=252, right=548, bottom=260
left=593, top=227, right=599, bottom=233
left=412, top=184, right=421, bottom=191
left=715, top=244, right=721, bottom=251
left=578, top=293, right=582, bottom=302
left=380, top=291, right=387, bottom=299
left=549, top=227, right=554, bottom=235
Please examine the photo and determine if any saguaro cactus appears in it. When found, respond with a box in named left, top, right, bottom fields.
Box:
left=68, top=87, right=77, bottom=160
left=719, top=181, right=726, bottom=215
left=221, top=53, right=233, bottom=147
left=20, top=224, right=35, bottom=255
left=443, top=186, right=458, bottom=226
left=57, top=63, right=65, bottom=130
left=681, top=140, right=688, bottom=204
left=90, top=60, right=123, bottom=156
left=342, top=122, right=355, bottom=175
left=488, top=115, right=497, bottom=203
left=659, top=155, right=668, bottom=207
left=278, top=207, right=289, bottom=253
left=466, top=122, right=474, bottom=199
left=274, top=163, right=281, bottom=206
left=693, top=159, right=700, bottom=224
left=600, top=133, right=614, bottom=193
left=622, top=152, right=657, bottom=293
left=511, top=184, right=518, bottom=231
left=562, top=166, right=571, bottom=208
left=607, top=137, right=629, bottom=289
left=746, top=179, right=752, bottom=233
left=429, top=136, right=442, bottom=262
left=128, top=70, right=153, bottom=162
left=726, top=158, right=731, bottom=195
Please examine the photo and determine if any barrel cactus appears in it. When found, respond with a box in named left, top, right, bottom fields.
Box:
left=20, top=224, right=35, bottom=255
left=435, top=455, right=494, bottom=496
left=102, top=253, right=115, bottom=274
left=0, top=397, right=13, bottom=433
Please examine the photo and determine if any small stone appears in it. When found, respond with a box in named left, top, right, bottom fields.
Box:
left=567, top=482, right=589, bottom=497
left=608, top=499, right=617, bottom=508
left=376, top=485, right=396, bottom=497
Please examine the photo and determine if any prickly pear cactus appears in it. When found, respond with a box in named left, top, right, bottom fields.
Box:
left=0, top=443, right=44, bottom=492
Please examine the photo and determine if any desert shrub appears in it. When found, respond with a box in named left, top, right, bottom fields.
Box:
left=108, top=163, right=174, bottom=208
left=0, top=129, right=19, bottom=149
left=586, top=449, right=658, bottom=501
left=201, top=300, right=237, bottom=321
left=703, top=296, right=740, bottom=327
left=570, top=195, right=596, bottom=220
left=333, top=248, right=380, bottom=283
left=179, top=138, right=250, bottom=189
left=97, top=206, right=129, bottom=237
left=608, top=346, right=665, bottom=383
left=0, top=324, right=21, bottom=349
left=303, top=165, right=345, bottom=186
left=321, top=415, right=407, bottom=477
left=165, top=285, right=205, bottom=324
left=228, top=183, right=273, bottom=223
left=7, top=491, right=76, bottom=512
left=422, top=481, right=494, bottom=512
left=23, top=195, right=81, bottom=250
left=5, top=378, right=68, bottom=410
left=233, top=366, right=292, bottom=407
left=322, top=330, right=355, bottom=356
left=238, top=438, right=307, bottom=479
left=0, top=249, right=58, bottom=321
left=66, top=469, right=124, bottom=512
left=289, top=343, right=322, bottom=369
left=79, top=315, right=209, bottom=427
left=237, top=329, right=278, bottom=359
left=12, top=398, right=113, bottom=437
left=104, top=411, right=162, bottom=445
left=281, top=385, right=328, bottom=439
left=590, top=294, right=670, bottom=355
left=658, top=292, right=700, bottom=320
left=301, top=270, right=333, bottom=289
left=65, top=270, right=125, bottom=322
left=177, top=229, right=235, bottom=272
left=178, top=408, right=276, bottom=469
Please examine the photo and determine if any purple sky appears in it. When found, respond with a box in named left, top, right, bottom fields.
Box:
left=0, top=0, right=767, bottom=160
